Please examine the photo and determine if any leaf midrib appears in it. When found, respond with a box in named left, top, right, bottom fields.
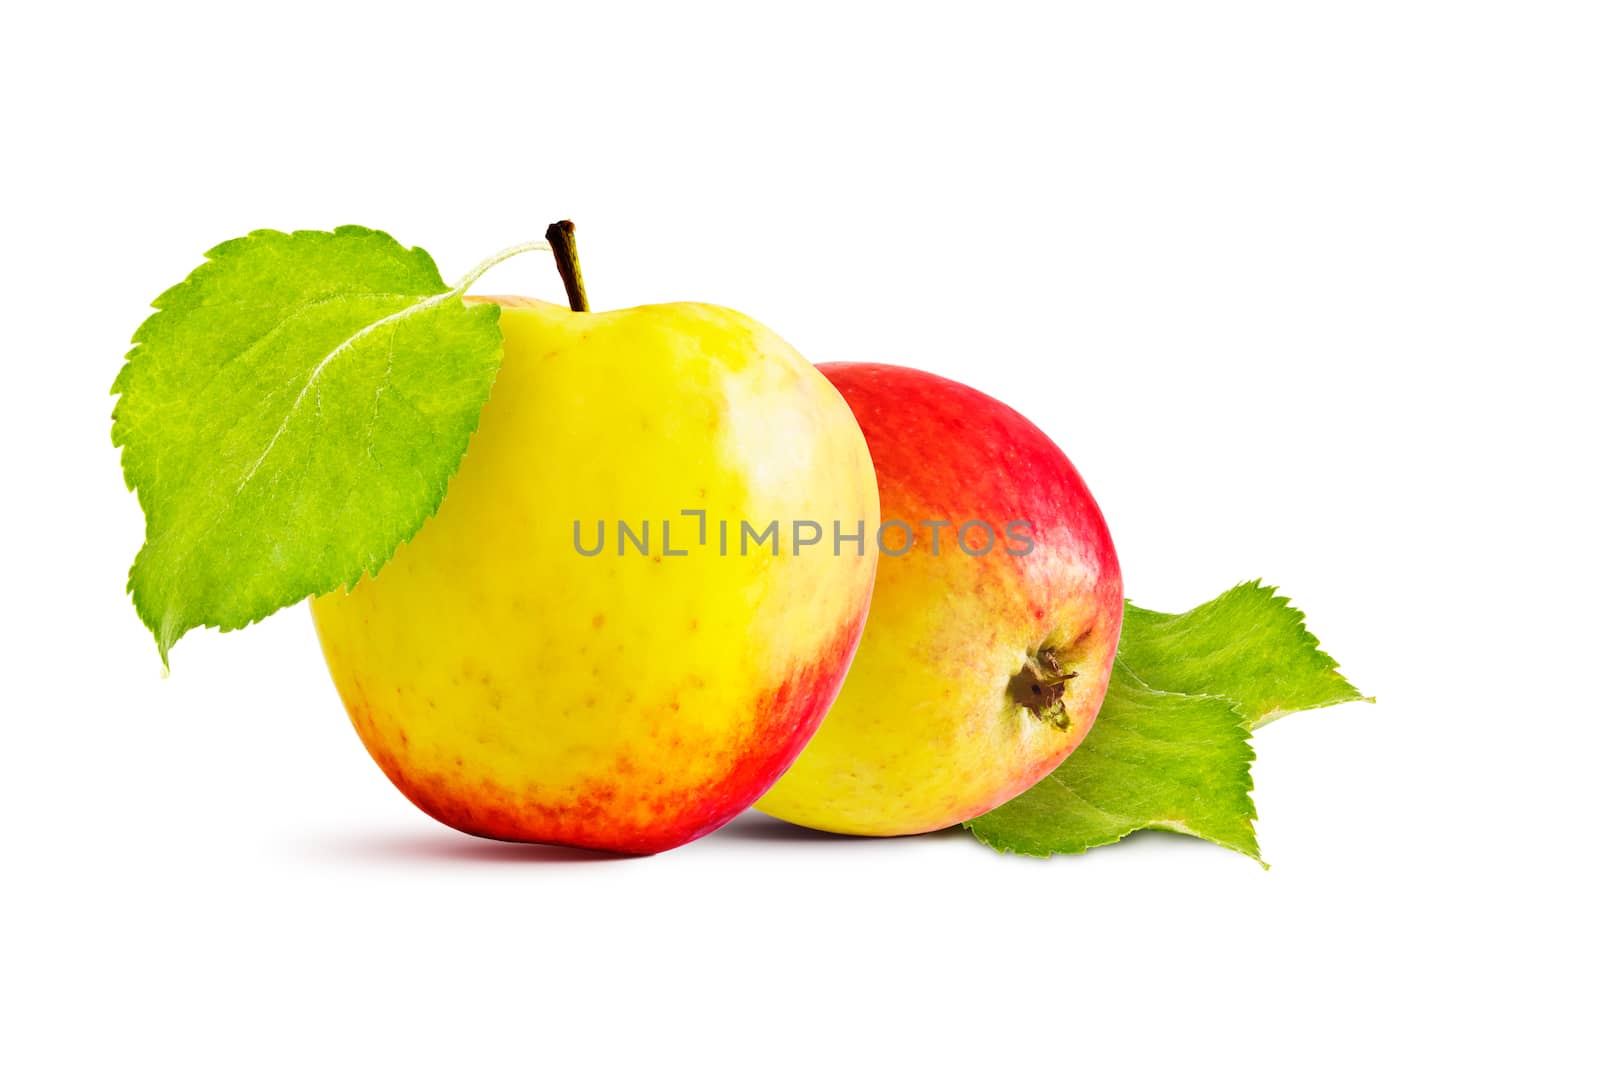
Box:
left=232, top=288, right=459, bottom=496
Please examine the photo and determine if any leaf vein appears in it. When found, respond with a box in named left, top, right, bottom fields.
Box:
left=233, top=290, right=456, bottom=495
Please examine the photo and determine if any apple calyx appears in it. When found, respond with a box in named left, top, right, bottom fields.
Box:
left=1009, top=647, right=1078, bottom=731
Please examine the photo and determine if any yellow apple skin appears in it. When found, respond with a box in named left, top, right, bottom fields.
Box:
left=310, top=297, right=878, bottom=854
left=757, top=363, right=1123, bottom=836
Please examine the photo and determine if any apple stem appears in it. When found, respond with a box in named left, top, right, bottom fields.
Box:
left=545, top=220, right=590, bottom=312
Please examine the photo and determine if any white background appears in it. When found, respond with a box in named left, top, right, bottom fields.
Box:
left=3, top=2, right=1595, bottom=1062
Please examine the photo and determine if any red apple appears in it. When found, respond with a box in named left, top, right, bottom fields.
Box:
left=756, top=363, right=1123, bottom=835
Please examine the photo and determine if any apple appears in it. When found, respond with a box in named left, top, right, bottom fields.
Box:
left=755, top=363, right=1122, bottom=835
left=311, top=297, right=879, bottom=853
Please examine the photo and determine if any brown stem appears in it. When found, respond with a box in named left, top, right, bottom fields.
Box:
left=544, top=220, right=590, bottom=312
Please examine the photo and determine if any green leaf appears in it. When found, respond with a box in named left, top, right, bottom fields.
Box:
left=967, top=663, right=1263, bottom=863
left=967, top=581, right=1371, bottom=862
left=112, top=226, right=511, bottom=663
left=1118, top=580, right=1371, bottom=728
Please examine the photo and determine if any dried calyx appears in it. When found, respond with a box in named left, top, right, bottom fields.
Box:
left=1009, top=646, right=1078, bottom=731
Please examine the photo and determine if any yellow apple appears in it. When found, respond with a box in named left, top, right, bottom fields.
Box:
left=311, top=297, right=878, bottom=853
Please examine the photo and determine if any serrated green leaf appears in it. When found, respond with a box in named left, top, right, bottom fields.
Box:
left=111, top=226, right=505, bottom=663
left=1118, top=580, right=1370, bottom=728
left=968, top=580, right=1372, bottom=862
left=967, top=662, right=1263, bottom=863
